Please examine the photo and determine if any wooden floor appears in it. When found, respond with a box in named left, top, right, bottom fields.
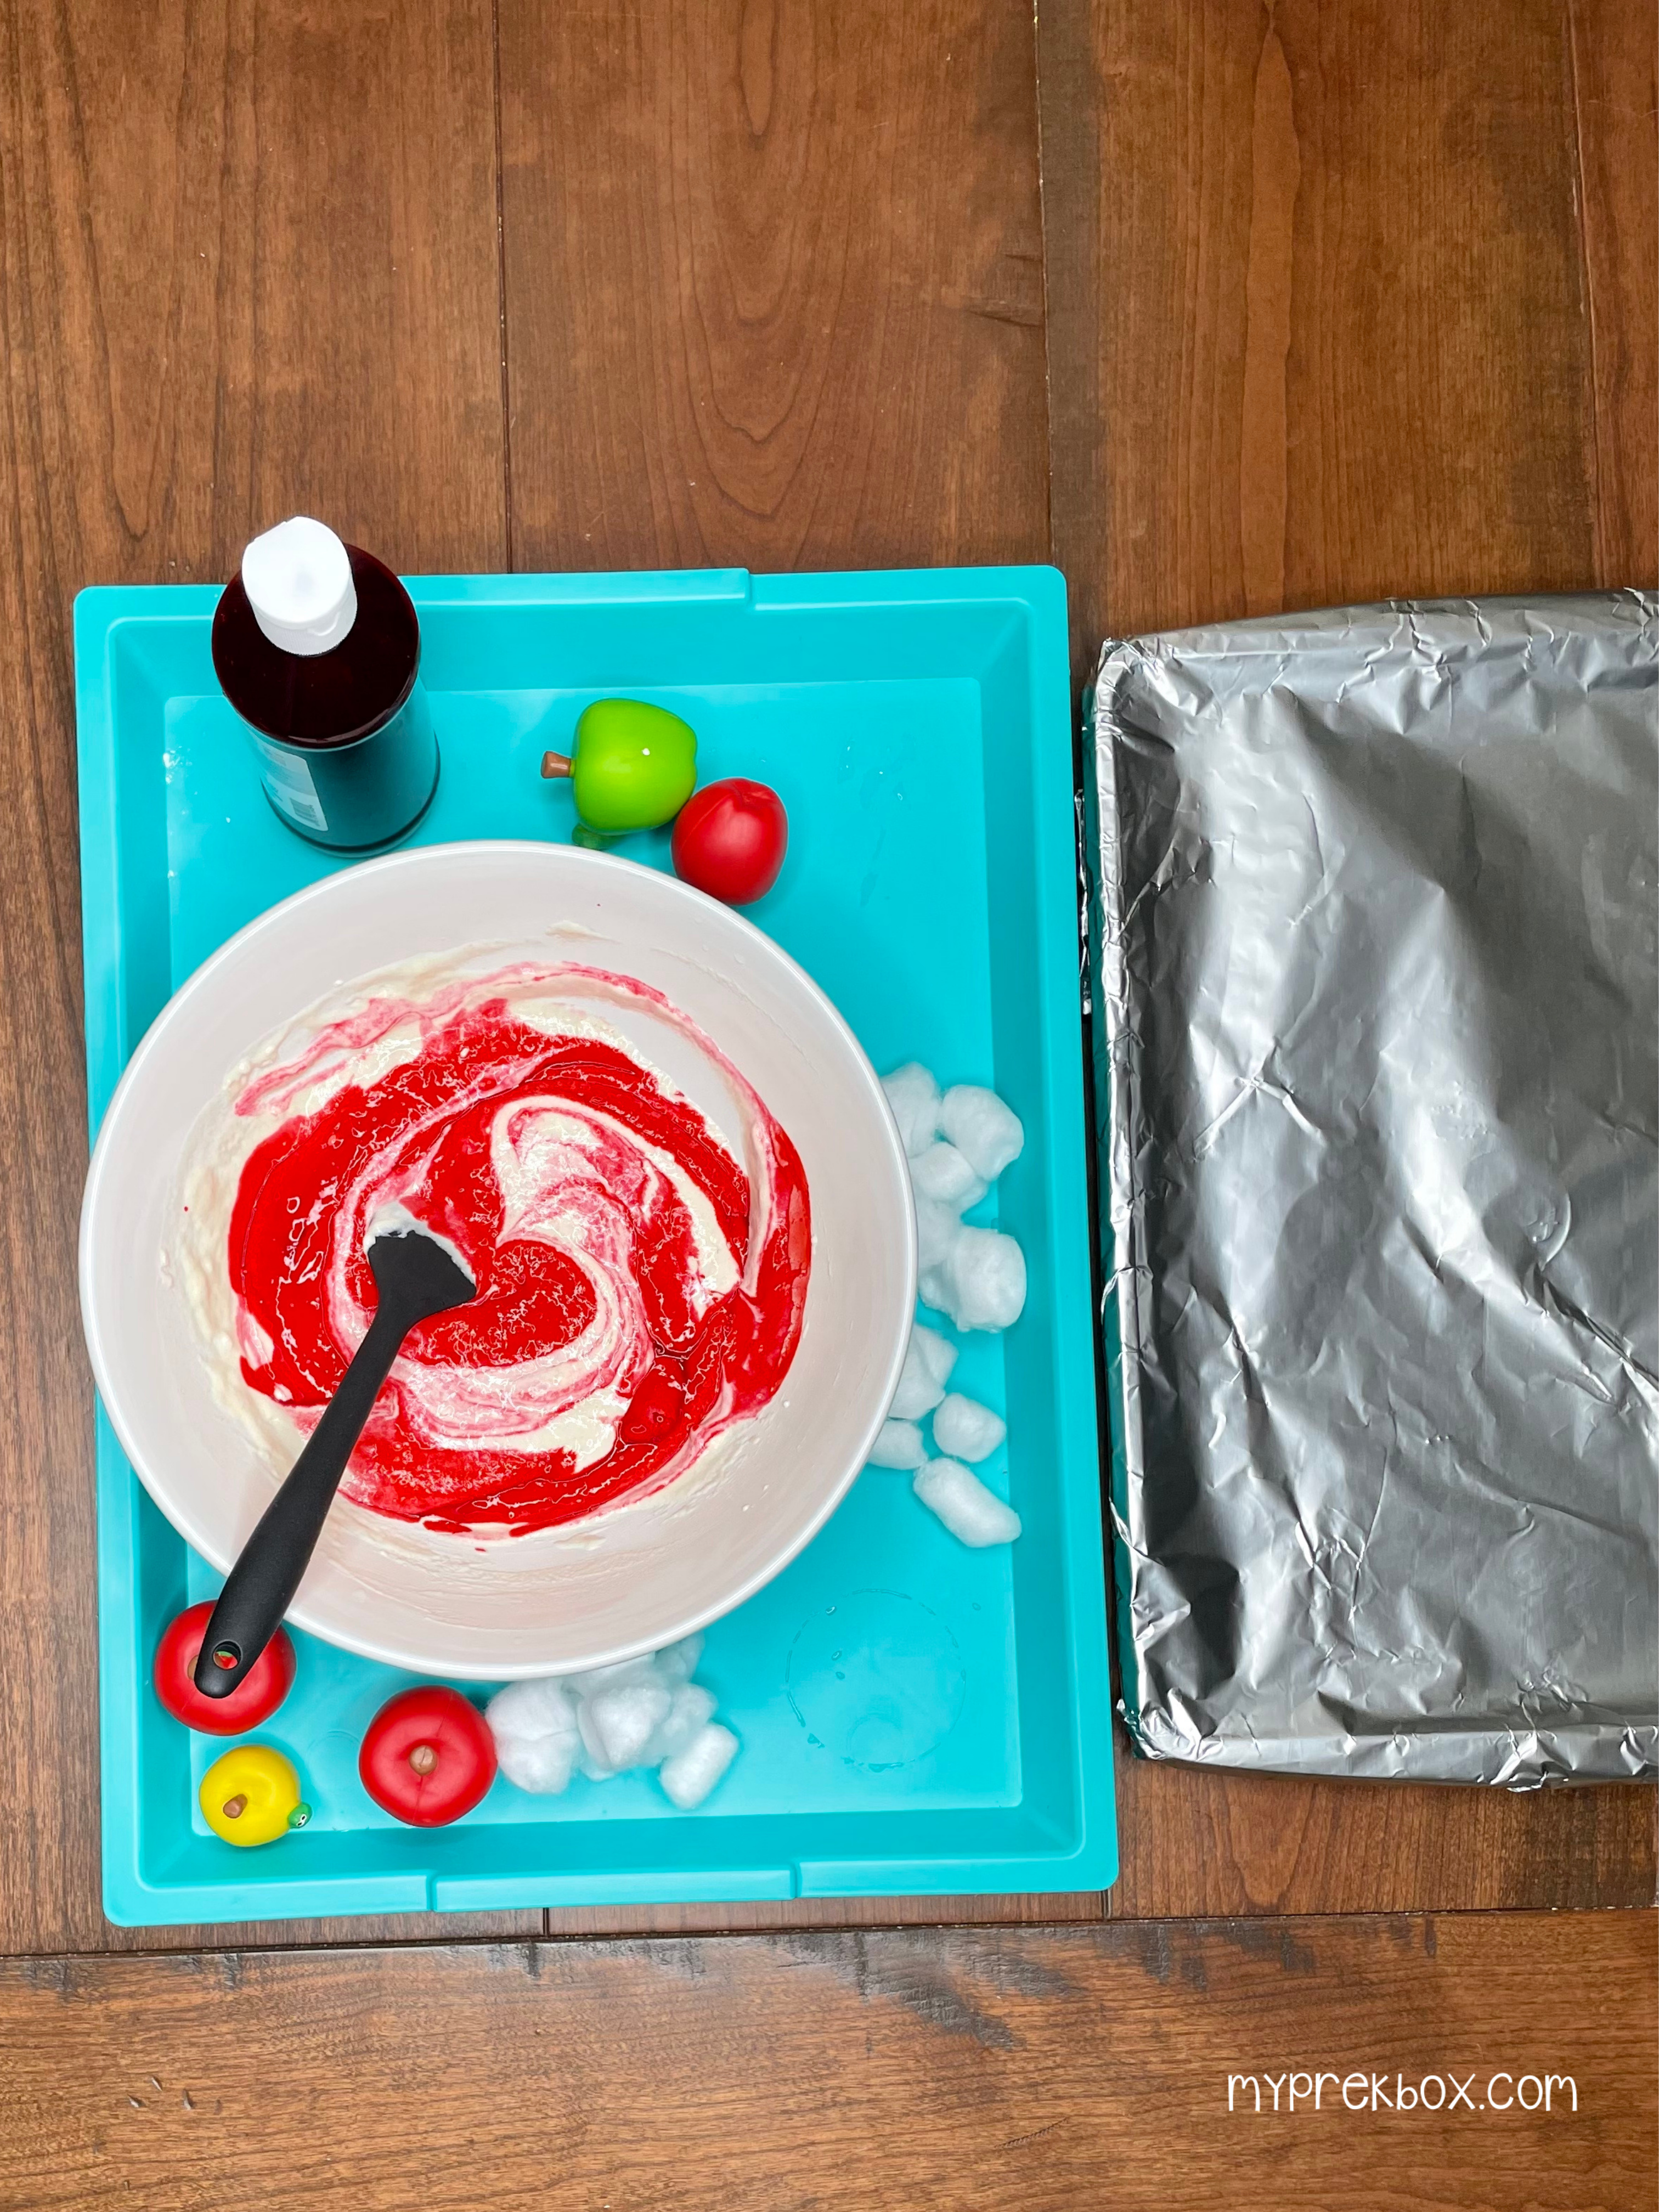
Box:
left=0, top=0, right=1654, bottom=2202
left=2, top=1915, right=1655, bottom=2212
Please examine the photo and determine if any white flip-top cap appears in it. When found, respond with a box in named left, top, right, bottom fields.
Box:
left=241, top=516, right=358, bottom=656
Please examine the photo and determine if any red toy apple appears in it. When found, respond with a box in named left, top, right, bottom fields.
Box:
left=153, top=1601, right=296, bottom=1735
left=671, top=778, right=788, bottom=905
left=359, top=1685, right=496, bottom=1827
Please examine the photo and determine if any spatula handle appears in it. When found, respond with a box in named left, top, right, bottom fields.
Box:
left=193, top=1306, right=407, bottom=1698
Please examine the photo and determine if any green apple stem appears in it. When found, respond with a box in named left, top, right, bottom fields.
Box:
left=540, top=751, right=573, bottom=779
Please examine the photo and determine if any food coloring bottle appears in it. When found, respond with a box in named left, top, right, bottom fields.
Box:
left=211, top=516, right=438, bottom=850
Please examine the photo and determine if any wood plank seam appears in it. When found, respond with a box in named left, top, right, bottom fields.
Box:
left=10, top=1889, right=1655, bottom=1972
left=1564, top=0, right=1607, bottom=578
left=492, top=0, right=516, bottom=572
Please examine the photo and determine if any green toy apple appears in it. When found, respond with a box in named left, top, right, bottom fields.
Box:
left=542, top=698, right=697, bottom=838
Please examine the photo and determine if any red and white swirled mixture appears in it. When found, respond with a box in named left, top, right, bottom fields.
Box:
left=174, top=958, right=811, bottom=1537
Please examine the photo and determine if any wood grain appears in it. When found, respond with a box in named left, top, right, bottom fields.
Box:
left=1041, top=0, right=1658, bottom=664
left=1567, top=0, right=1659, bottom=584
left=2, top=1913, right=1653, bottom=2210
left=1039, top=0, right=1659, bottom=1918
left=1105, top=1734, right=1656, bottom=1920
left=497, top=0, right=1050, bottom=572
left=0, top=0, right=518, bottom=1954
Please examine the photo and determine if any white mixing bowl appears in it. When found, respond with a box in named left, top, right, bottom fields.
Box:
left=80, top=840, right=915, bottom=1677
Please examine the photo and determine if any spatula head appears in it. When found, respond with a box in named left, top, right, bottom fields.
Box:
left=366, top=1222, right=476, bottom=1327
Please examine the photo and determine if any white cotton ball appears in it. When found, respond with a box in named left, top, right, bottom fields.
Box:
left=656, top=1632, right=706, bottom=1686
left=867, top=1417, right=927, bottom=1470
left=565, top=1654, right=661, bottom=1696
left=578, top=1748, right=623, bottom=1781
left=889, top=1361, right=939, bottom=1422
left=487, top=1675, right=577, bottom=1742
left=939, top=1085, right=1024, bottom=1183
left=659, top=1722, right=740, bottom=1809
left=915, top=1193, right=963, bottom=1272
left=646, top=1680, right=719, bottom=1764
left=882, top=1063, right=941, bottom=1157
left=488, top=1682, right=578, bottom=1788
left=931, top=1392, right=1007, bottom=1463
left=913, top=1458, right=1022, bottom=1547
left=580, top=1679, right=673, bottom=1772
left=889, top=1322, right=959, bottom=1418
left=496, top=1729, right=579, bottom=1795
left=924, top=1226, right=1026, bottom=1333
left=487, top=1678, right=582, bottom=1796
left=910, top=1141, right=988, bottom=1211
left=913, top=1324, right=958, bottom=1389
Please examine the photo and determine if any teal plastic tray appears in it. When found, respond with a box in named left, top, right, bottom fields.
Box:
left=75, top=565, right=1115, bottom=1924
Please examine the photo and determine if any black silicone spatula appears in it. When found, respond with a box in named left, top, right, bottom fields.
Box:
left=194, top=1220, right=476, bottom=1699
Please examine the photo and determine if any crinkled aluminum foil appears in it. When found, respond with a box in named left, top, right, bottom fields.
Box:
left=1087, top=594, right=1658, bottom=1786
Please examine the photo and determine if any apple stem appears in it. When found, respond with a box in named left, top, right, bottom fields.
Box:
left=223, top=1795, right=247, bottom=1820
left=408, top=1743, right=438, bottom=1775
left=540, top=751, right=573, bottom=779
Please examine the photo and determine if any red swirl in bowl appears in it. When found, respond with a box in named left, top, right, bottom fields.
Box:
left=219, top=961, right=810, bottom=1535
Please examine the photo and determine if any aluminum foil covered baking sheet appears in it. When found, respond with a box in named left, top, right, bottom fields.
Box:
left=1087, top=593, right=1657, bottom=1786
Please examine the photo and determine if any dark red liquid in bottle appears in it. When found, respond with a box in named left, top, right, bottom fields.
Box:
left=213, top=541, right=438, bottom=850
left=212, top=545, right=418, bottom=746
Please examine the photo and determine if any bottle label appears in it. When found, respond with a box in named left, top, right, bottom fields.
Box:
left=253, top=737, right=328, bottom=833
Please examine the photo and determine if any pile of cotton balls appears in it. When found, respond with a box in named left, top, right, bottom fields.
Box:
left=872, top=1064, right=1025, bottom=1549
left=883, top=1066, right=1027, bottom=1330
left=486, top=1635, right=738, bottom=1809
